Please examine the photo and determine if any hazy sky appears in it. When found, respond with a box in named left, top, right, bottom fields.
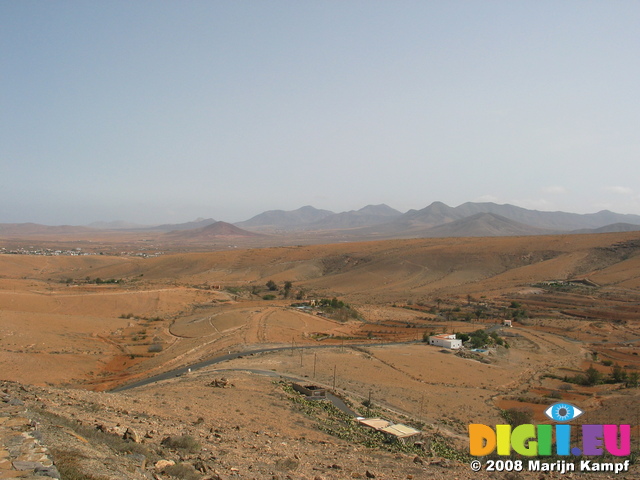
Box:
left=2, top=1, right=639, bottom=225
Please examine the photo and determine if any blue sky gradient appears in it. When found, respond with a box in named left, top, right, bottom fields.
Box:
left=2, top=1, right=639, bottom=224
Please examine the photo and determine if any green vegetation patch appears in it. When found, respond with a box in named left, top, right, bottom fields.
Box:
left=279, top=381, right=466, bottom=461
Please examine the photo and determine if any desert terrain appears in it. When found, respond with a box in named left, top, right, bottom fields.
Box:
left=1, top=231, right=640, bottom=479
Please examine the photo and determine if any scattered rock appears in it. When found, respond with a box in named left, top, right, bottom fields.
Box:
left=124, top=426, right=141, bottom=443
left=209, top=378, right=233, bottom=388
left=34, top=465, right=61, bottom=479
left=155, top=459, right=176, bottom=470
left=13, top=460, right=45, bottom=470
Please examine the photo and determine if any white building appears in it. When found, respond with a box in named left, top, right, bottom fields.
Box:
left=428, top=333, right=462, bottom=349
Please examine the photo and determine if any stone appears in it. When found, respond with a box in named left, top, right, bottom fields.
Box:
left=12, top=460, right=45, bottom=470
left=155, top=459, right=175, bottom=470
left=123, top=427, right=141, bottom=443
left=34, top=465, right=61, bottom=479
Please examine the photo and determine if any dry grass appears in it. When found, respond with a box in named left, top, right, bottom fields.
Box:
left=48, top=448, right=111, bottom=480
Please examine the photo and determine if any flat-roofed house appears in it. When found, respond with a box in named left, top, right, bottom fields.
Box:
left=428, top=333, right=462, bottom=349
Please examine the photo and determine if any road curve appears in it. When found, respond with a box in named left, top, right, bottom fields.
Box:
left=110, top=341, right=419, bottom=393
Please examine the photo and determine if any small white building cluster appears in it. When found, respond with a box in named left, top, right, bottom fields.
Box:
left=428, top=333, right=462, bottom=349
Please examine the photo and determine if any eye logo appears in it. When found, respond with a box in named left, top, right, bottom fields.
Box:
left=545, top=403, right=583, bottom=422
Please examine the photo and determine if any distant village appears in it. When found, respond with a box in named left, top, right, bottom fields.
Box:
left=0, top=246, right=163, bottom=258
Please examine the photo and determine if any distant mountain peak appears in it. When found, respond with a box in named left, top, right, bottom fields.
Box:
left=357, top=204, right=401, bottom=216
left=165, top=221, right=261, bottom=240
left=235, top=206, right=335, bottom=230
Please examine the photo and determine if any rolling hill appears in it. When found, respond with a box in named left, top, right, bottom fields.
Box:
left=417, top=212, right=553, bottom=237
left=304, top=204, right=403, bottom=230
left=0, top=223, right=95, bottom=236
left=164, top=221, right=263, bottom=241
left=235, top=205, right=334, bottom=230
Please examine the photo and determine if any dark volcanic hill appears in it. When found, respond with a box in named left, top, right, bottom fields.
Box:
left=165, top=221, right=262, bottom=240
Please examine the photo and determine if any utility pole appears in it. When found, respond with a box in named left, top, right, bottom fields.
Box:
left=636, top=411, right=639, bottom=454
left=313, top=353, right=317, bottom=379
left=333, top=365, right=336, bottom=390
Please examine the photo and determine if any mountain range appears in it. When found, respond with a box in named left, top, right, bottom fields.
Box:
left=2, top=202, right=640, bottom=240
left=233, top=202, right=640, bottom=237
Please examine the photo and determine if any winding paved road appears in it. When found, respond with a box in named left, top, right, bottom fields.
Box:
left=110, top=341, right=419, bottom=393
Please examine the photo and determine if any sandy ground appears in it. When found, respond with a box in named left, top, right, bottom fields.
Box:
left=1, top=231, right=640, bottom=474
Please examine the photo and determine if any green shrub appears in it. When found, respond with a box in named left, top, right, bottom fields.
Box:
left=501, top=408, right=533, bottom=427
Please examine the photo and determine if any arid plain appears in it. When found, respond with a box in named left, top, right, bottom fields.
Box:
left=1, top=230, right=640, bottom=479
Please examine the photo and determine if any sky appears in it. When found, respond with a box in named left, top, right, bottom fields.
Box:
left=2, top=1, right=640, bottom=225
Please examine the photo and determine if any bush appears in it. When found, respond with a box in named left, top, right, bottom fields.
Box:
left=584, top=365, right=602, bottom=386
left=161, top=435, right=201, bottom=453
left=455, top=332, right=470, bottom=342
left=501, top=408, right=533, bottom=427
left=625, top=371, right=639, bottom=388
left=262, top=294, right=277, bottom=300
left=148, top=344, right=163, bottom=353
left=163, top=463, right=201, bottom=480
left=610, top=363, right=627, bottom=383
left=469, top=330, right=490, bottom=348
